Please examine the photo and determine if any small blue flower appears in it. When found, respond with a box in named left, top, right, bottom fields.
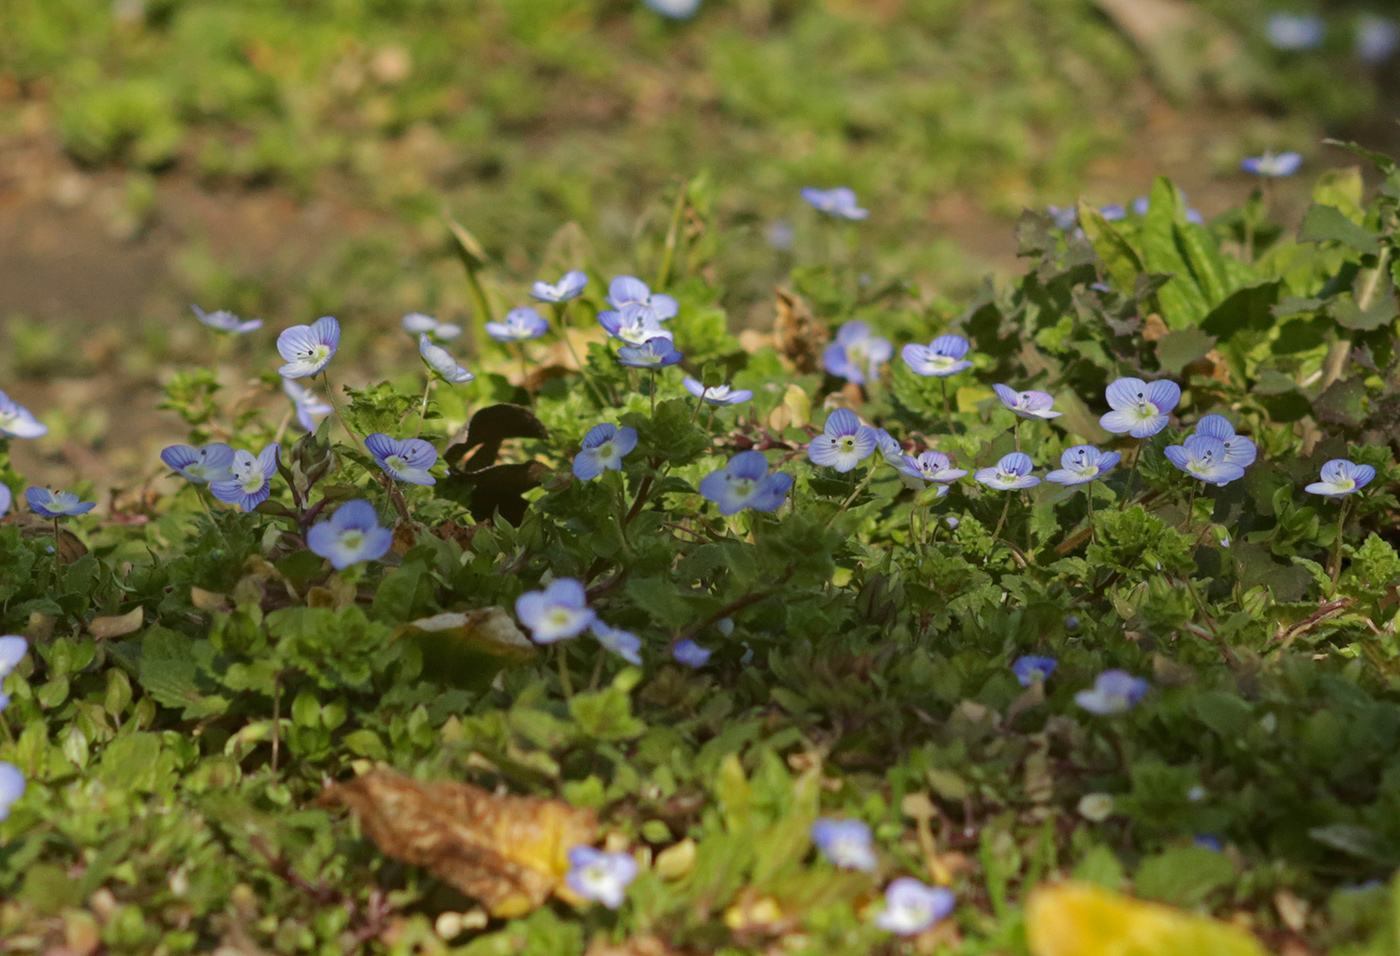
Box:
left=191, top=305, right=261, bottom=335
left=401, top=312, right=462, bottom=342
left=0, top=636, right=28, bottom=678
left=874, top=878, right=955, bottom=936
left=643, top=0, right=702, bottom=20
left=766, top=219, right=796, bottom=250
left=599, top=304, right=674, bottom=346
left=1065, top=615, right=1080, bottom=631
left=801, top=186, right=869, bottom=220
left=0, top=485, right=9, bottom=517
left=516, top=578, right=596, bottom=644
left=161, top=443, right=235, bottom=484
left=617, top=336, right=683, bottom=369
left=307, top=500, right=393, bottom=570
left=823, top=321, right=893, bottom=385
left=565, top=846, right=638, bottom=909
left=1164, top=435, right=1246, bottom=485
left=419, top=334, right=475, bottom=384
left=874, top=428, right=904, bottom=466
left=283, top=379, right=333, bottom=432
left=682, top=377, right=754, bottom=405
left=485, top=307, right=550, bottom=343
left=25, top=488, right=96, bottom=518
left=1306, top=459, right=1376, bottom=497
left=808, top=409, right=877, bottom=473
left=573, top=423, right=639, bottom=480
left=1047, top=206, right=1078, bottom=231
left=0, top=390, right=47, bottom=439
left=1045, top=445, right=1120, bottom=487
left=894, top=451, right=967, bottom=490
left=1013, top=655, right=1058, bottom=687
left=1075, top=669, right=1148, bottom=715
left=1357, top=16, right=1399, bottom=64
left=1240, top=151, right=1303, bottom=178
left=811, top=818, right=877, bottom=872
left=607, top=276, right=678, bottom=323
left=901, top=334, right=973, bottom=378
left=1099, top=377, right=1180, bottom=438
left=277, top=316, right=341, bottom=379
left=1100, top=203, right=1127, bottom=222
left=1193, top=835, right=1224, bottom=853
left=210, top=444, right=281, bottom=511
left=1132, top=196, right=1150, bottom=216
left=1266, top=13, right=1325, bottom=51
left=1194, top=415, right=1256, bottom=469
left=593, top=622, right=642, bottom=665
left=700, top=451, right=794, bottom=515
left=531, top=270, right=588, bottom=304
left=365, top=434, right=438, bottom=486
left=673, top=639, right=712, bottom=667
left=993, top=384, right=1061, bottom=420
left=975, top=452, right=1039, bottom=491
left=0, top=762, right=24, bottom=822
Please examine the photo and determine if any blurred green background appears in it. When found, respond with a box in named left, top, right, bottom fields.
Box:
left=0, top=0, right=1396, bottom=478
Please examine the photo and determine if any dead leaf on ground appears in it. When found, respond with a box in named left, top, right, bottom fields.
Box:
left=585, top=935, right=681, bottom=956
left=88, top=607, right=143, bottom=640
left=320, top=768, right=597, bottom=918
left=11, top=513, right=88, bottom=564
left=773, top=288, right=827, bottom=374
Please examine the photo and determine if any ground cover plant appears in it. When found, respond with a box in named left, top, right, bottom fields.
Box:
left=6, top=134, right=1400, bottom=954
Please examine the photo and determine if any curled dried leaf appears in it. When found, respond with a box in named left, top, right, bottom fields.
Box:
left=320, top=768, right=597, bottom=918
left=89, top=607, right=143, bottom=640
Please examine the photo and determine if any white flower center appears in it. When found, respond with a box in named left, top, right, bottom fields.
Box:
left=386, top=454, right=407, bottom=472
left=730, top=477, right=756, bottom=499
left=239, top=472, right=263, bottom=493
left=339, top=530, right=365, bottom=551
left=300, top=344, right=330, bottom=364
left=548, top=608, right=574, bottom=629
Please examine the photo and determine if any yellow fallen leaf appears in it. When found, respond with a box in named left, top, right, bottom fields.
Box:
left=89, top=607, right=143, bottom=640
left=1026, top=882, right=1270, bottom=956
left=320, top=768, right=596, bottom=918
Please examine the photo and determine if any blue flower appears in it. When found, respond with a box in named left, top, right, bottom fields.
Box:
left=766, top=219, right=796, bottom=250
left=531, top=270, right=588, bottom=304
left=1164, top=435, right=1246, bottom=485
left=874, top=428, right=904, bottom=466
left=1193, top=835, right=1224, bottom=853
left=419, top=334, right=475, bottom=384
left=1045, top=445, right=1120, bottom=487
left=1099, top=377, right=1180, bottom=438
left=1357, top=15, right=1399, bottom=64
left=1194, top=415, right=1256, bottom=469
left=0, top=636, right=28, bottom=678
left=808, top=409, right=877, bottom=473
left=0, top=390, right=47, bottom=439
left=682, top=377, right=754, bottom=405
left=485, top=307, right=550, bottom=343
left=25, top=488, right=96, bottom=518
left=673, top=639, right=712, bottom=667
left=0, top=762, right=24, bottom=822
left=823, top=321, right=893, bottom=385
left=607, top=276, right=678, bottom=323
left=573, top=423, right=639, bottom=480
left=283, top=379, right=333, bottom=432
left=516, top=578, right=596, bottom=644
left=277, top=316, right=341, bottom=378
left=1240, top=151, right=1303, bottom=178
left=1013, top=655, right=1058, bottom=687
left=0, top=485, right=9, bottom=517
left=811, top=818, right=877, bottom=872
left=975, top=452, right=1040, bottom=491
left=801, top=186, right=869, bottom=220
left=874, top=878, right=955, bottom=936
left=894, top=451, right=967, bottom=490
left=161, top=443, right=235, bottom=484
left=1307, top=459, right=1376, bottom=497
left=365, top=434, right=438, bottom=486
left=599, top=304, right=674, bottom=346
left=993, top=384, right=1061, bottom=420
left=1266, top=13, right=1325, bottom=51
left=565, top=846, right=638, bottom=909
left=401, top=312, right=462, bottom=342
left=1047, top=206, right=1078, bottom=231
left=901, top=334, right=973, bottom=378
left=1075, top=670, right=1148, bottom=715
left=210, top=444, right=281, bottom=510
left=307, top=500, right=393, bottom=570
left=1100, top=203, right=1127, bottom=222
left=700, top=451, right=794, bottom=515
left=593, top=622, right=642, bottom=665
left=643, top=0, right=702, bottom=20
left=617, top=336, right=683, bottom=369
left=191, top=305, right=261, bottom=335
left=1132, top=197, right=1150, bottom=216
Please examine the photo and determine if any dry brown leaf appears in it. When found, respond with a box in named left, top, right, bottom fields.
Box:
left=320, top=768, right=597, bottom=917
left=88, top=607, right=143, bottom=640
left=585, top=935, right=681, bottom=956
left=773, top=288, right=827, bottom=374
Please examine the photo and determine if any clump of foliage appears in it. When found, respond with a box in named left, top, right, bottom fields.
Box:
left=6, top=145, right=1400, bottom=954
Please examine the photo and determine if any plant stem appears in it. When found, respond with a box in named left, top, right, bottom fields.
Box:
left=556, top=644, right=574, bottom=699
left=271, top=672, right=281, bottom=774
left=196, top=486, right=230, bottom=550
left=1184, top=482, right=1198, bottom=534
left=321, top=372, right=362, bottom=448
left=1330, top=498, right=1352, bottom=586
left=554, top=304, right=608, bottom=407
left=1119, top=442, right=1142, bottom=511
left=827, top=463, right=879, bottom=528
left=413, top=377, right=434, bottom=439
left=650, top=370, right=657, bottom=416
left=1086, top=485, right=1096, bottom=543
left=940, top=378, right=954, bottom=434
left=991, top=492, right=1012, bottom=543
left=518, top=344, right=532, bottom=400
left=656, top=178, right=689, bottom=290
left=52, top=517, right=61, bottom=581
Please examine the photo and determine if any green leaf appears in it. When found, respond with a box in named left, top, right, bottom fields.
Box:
left=1155, top=328, right=1216, bottom=375
left=1078, top=202, right=1146, bottom=291
left=1300, top=204, right=1381, bottom=256
left=1135, top=846, right=1236, bottom=907
left=568, top=686, right=644, bottom=742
